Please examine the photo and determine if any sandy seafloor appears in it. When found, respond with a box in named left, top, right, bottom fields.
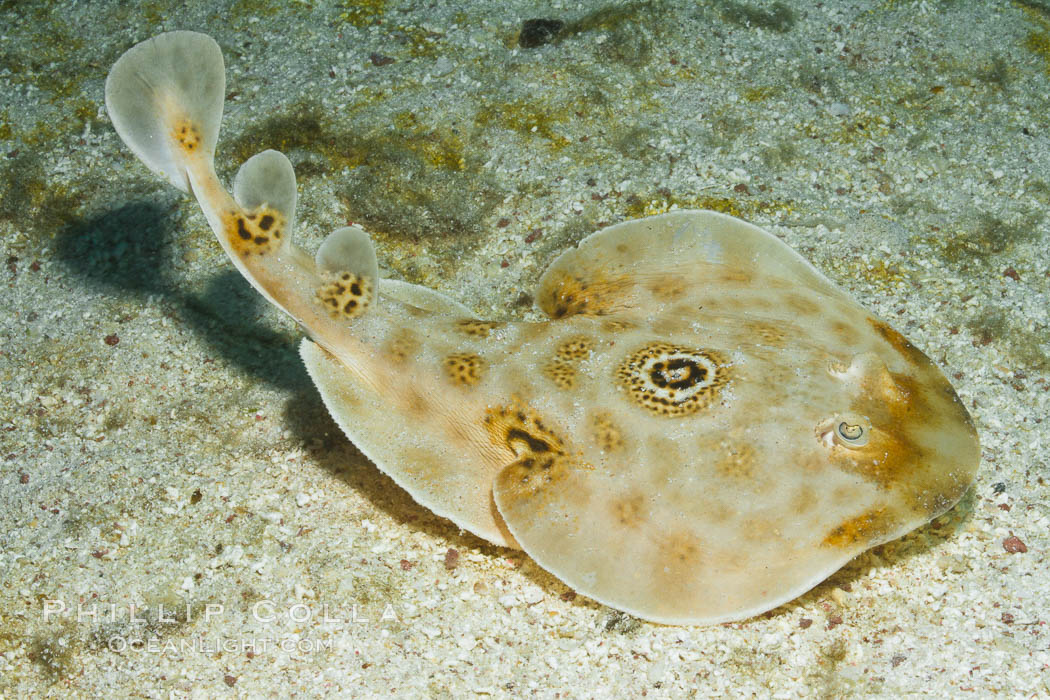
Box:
left=1, top=0, right=1049, bottom=696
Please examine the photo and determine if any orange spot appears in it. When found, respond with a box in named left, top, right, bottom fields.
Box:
left=224, top=205, right=285, bottom=257
left=539, top=272, right=632, bottom=319
left=616, top=342, right=730, bottom=417
left=554, top=335, right=595, bottom=361
left=316, top=271, right=373, bottom=320
left=612, top=493, right=647, bottom=527
left=646, top=274, right=688, bottom=301
left=172, top=119, right=202, bottom=153
left=455, top=319, right=505, bottom=337
left=590, top=411, right=624, bottom=452
left=483, top=399, right=564, bottom=456
left=541, top=360, right=576, bottom=389
left=867, top=317, right=932, bottom=369
left=830, top=320, right=861, bottom=346
left=785, top=293, right=820, bottom=316
left=822, top=507, right=893, bottom=548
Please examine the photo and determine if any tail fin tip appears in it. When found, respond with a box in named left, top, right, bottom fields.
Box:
left=105, top=31, right=225, bottom=192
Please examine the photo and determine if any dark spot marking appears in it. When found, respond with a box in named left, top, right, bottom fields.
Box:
left=617, top=342, right=730, bottom=417
left=649, top=357, right=708, bottom=390
left=506, top=427, right=553, bottom=453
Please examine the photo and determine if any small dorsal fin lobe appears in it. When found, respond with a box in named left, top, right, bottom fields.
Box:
left=316, top=226, right=379, bottom=280
left=314, top=226, right=380, bottom=320
left=535, top=210, right=837, bottom=320
left=104, top=31, right=224, bottom=192
left=233, top=149, right=298, bottom=244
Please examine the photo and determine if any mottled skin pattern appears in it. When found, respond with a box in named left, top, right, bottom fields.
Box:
left=106, top=31, right=981, bottom=625
left=316, top=272, right=374, bottom=320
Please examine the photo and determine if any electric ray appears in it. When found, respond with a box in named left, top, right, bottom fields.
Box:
left=105, top=31, right=980, bottom=625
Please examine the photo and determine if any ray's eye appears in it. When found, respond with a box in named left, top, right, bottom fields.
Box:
left=817, top=413, right=871, bottom=449
left=837, top=421, right=865, bottom=444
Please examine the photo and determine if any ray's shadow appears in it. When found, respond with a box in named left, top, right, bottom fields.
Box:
left=54, top=198, right=481, bottom=547
left=55, top=199, right=306, bottom=392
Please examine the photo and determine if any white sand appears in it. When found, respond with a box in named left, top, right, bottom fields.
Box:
left=1, top=1, right=1047, bottom=696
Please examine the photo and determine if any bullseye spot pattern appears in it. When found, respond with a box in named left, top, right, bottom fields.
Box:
left=616, top=342, right=730, bottom=417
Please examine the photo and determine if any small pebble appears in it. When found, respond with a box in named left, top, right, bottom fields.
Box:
left=444, top=548, right=460, bottom=570
left=828, top=101, right=851, bottom=116
left=519, top=18, right=564, bottom=48
left=1002, top=536, right=1027, bottom=553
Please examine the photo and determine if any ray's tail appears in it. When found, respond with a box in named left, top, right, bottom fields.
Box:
left=105, top=31, right=380, bottom=347
left=105, top=32, right=296, bottom=276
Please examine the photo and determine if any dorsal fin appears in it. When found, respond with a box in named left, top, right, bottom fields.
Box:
left=233, top=149, right=298, bottom=245
left=313, top=226, right=379, bottom=320
left=535, top=210, right=838, bottom=320
left=316, top=225, right=377, bottom=279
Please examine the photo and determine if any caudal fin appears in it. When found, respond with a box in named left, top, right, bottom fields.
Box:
left=104, top=31, right=224, bottom=192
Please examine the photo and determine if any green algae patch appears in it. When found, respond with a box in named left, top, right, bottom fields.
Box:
left=928, top=211, right=1044, bottom=271
left=1018, top=1, right=1050, bottom=74
left=967, top=308, right=1050, bottom=372
left=1025, top=30, right=1050, bottom=74
left=221, top=101, right=355, bottom=172
left=0, top=154, right=86, bottom=243
left=230, top=0, right=283, bottom=20
left=0, top=109, right=12, bottom=141
left=235, top=95, right=492, bottom=255
left=718, top=1, right=796, bottom=32
left=338, top=0, right=387, bottom=28
left=27, top=626, right=81, bottom=684
left=744, top=86, right=781, bottom=103
left=224, top=100, right=502, bottom=245
left=474, top=99, right=573, bottom=149
left=622, top=192, right=793, bottom=220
